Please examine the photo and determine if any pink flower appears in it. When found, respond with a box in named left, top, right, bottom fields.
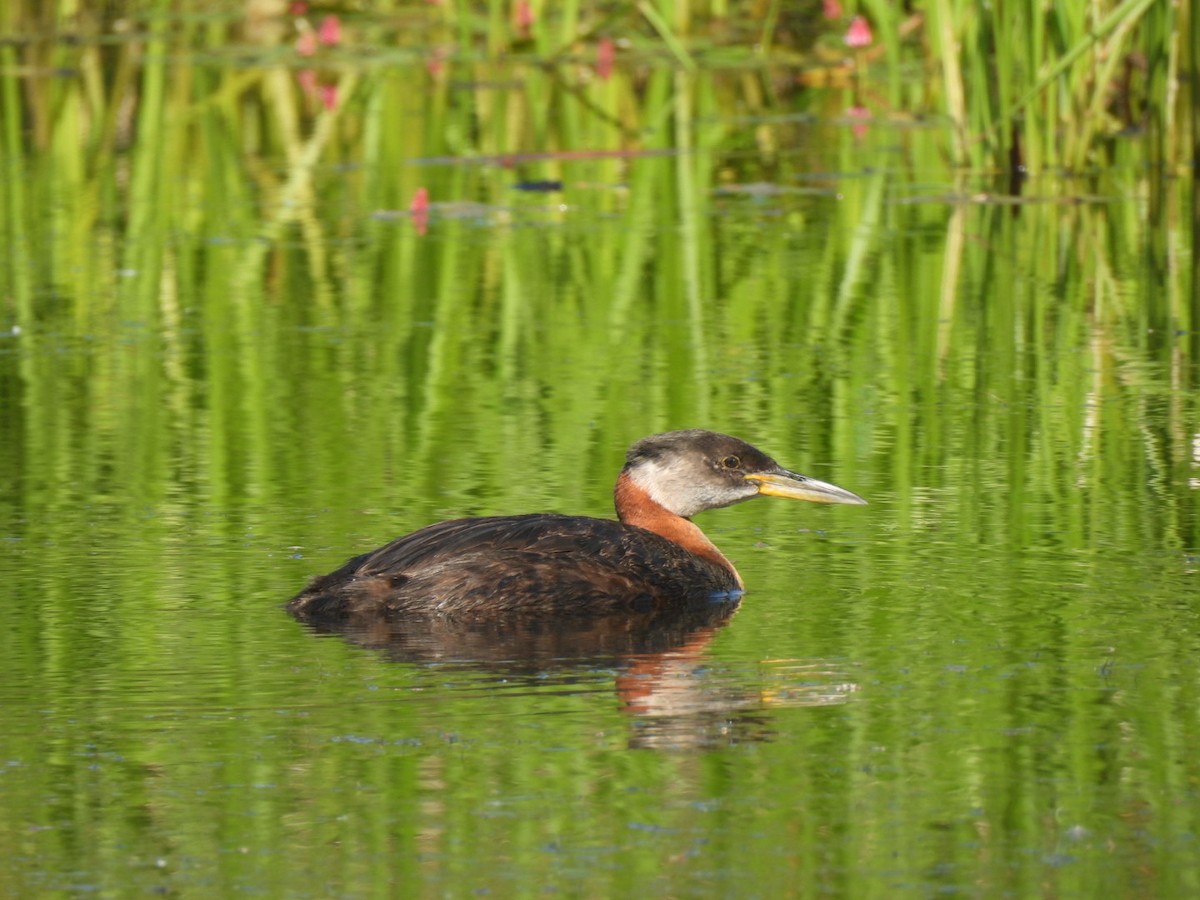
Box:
left=318, top=15, right=341, bottom=47
left=319, top=83, right=338, bottom=110
left=844, top=15, right=872, bottom=48
left=515, top=0, right=534, bottom=34
left=846, top=105, right=870, bottom=140
left=295, top=30, right=317, bottom=57
left=595, top=37, right=615, bottom=80
left=289, top=2, right=308, bottom=16
left=410, top=188, right=430, bottom=236
left=426, top=46, right=449, bottom=77
left=822, top=0, right=842, bottom=19
left=296, top=68, right=318, bottom=96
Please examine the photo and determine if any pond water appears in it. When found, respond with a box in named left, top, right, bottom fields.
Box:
left=2, top=16, right=1199, bottom=899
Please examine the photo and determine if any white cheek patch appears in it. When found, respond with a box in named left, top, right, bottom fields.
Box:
left=640, top=458, right=696, bottom=515
left=630, top=456, right=755, bottom=517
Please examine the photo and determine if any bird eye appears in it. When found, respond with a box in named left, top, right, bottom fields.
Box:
left=721, top=455, right=741, bottom=469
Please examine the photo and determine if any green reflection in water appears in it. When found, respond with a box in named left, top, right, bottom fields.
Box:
left=1, top=26, right=1198, bottom=900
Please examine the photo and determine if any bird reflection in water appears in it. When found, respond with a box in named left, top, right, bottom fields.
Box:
left=297, top=606, right=859, bottom=750
left=288, top=430, right=865, bottom=748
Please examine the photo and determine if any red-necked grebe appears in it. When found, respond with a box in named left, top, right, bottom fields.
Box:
left=287, top=429, right=866, bottom=620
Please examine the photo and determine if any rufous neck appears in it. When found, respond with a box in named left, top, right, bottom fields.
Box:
left=614, top=470, right=743, bottom=588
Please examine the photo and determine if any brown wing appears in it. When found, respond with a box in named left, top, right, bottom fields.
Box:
left=287, top=514, right=740, bottom=620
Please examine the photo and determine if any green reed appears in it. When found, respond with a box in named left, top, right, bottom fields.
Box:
left=923, top=0, right=1185, bottom=171
left=0, top=0, right=1194, bottom=572
left=1, top=0, right=1191, bottom=179
left=1, top=40, right=1197, bottom=893
left=1, top=5, right=1196, bottom=894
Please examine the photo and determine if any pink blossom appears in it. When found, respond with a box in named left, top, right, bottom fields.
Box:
left=822, top=0, right=842, bottom=19
left=295, top=30, right=317, bottom=57
left=426, top=46, right=449, bottom=77
left=410, top=188, right=430, bottom=236
left=318, top=15, right=341, bottom=47
left=846, top=105, right=870, bottom=140
left=296, top=68, right=318, bottom=96
left=595, top=38, right=615, bottom=80
left=515, top=0, right=534, bottom=34
left=844, top=15, right=872, bottom=48
left=319, top=83, right=338, bottom=111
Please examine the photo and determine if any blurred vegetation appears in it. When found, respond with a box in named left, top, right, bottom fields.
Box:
left=0, top=0, right=1195, bottom=537
left=0, top=0, right=1192, bottom=171
left=0, top=4, right=1198, bottom=897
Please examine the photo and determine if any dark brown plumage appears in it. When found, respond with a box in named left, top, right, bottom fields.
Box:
left=287, top=430, right=866, bottom=621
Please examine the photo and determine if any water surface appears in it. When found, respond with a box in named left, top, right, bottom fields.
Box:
left=1, top=18, right=1198, bottom=899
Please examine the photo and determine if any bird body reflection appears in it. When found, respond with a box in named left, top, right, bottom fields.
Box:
left=287, top=430, right=866, bottom=621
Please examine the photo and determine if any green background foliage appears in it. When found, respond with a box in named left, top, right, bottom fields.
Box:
left=1, top=1, right=1197, bottom=896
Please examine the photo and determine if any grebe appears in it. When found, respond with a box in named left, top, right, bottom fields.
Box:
left=287, top=430, right=866, bottom=620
